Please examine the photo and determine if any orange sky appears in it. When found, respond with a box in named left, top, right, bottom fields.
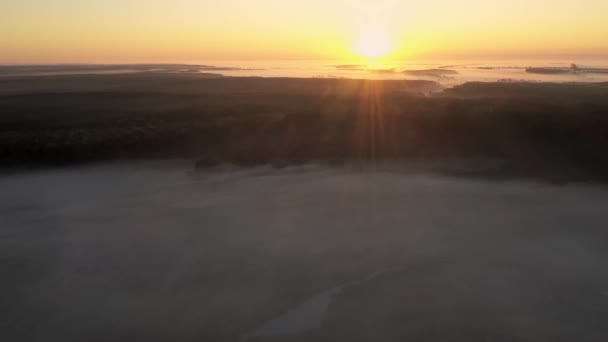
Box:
left=2, top=0, right=608, bottom=63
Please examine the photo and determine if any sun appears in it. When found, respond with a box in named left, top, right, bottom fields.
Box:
left=355, top=28, right=394, bottom=59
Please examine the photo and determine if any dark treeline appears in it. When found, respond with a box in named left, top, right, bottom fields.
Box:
left=1, top=74, right=608, bottom=182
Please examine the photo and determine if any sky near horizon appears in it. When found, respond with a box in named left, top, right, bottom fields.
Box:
left=2, top=0, right=608, bottom=63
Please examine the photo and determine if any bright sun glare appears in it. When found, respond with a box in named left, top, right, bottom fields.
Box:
left=355, top=28, right=394, bottom=59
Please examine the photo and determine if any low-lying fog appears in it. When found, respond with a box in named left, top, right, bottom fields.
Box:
left=2, top=162, right=608, bottom=341
left=3, top=59, right=608, bottom=86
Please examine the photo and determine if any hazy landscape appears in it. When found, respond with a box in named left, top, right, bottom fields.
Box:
left=2, top=60, right=608, bottom=85
left=2, top=71, right=608, bottom=341
left=2, top=72, right=608, bottom=183
left=3, top=0, right=608, bottom=341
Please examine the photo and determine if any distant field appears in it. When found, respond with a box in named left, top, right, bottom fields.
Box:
left=1, top=73, right=608, bottom=182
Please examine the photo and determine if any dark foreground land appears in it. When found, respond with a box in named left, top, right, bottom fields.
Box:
left=2, top=74, right=608, bottom=342
left=1, top=73, right=608, bottom=182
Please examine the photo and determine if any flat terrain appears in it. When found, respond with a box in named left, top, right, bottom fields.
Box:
left=2, top=74, right=608, bottom=183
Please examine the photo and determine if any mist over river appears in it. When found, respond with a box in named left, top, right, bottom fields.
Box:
left=203, top=58, right=608, bottom=86
left=3, top=58, right=608, bottom=86
left=2, top=162, right=608, bottom=341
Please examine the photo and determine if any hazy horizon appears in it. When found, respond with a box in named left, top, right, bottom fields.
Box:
left=3, top=59, right=608, bottom=86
